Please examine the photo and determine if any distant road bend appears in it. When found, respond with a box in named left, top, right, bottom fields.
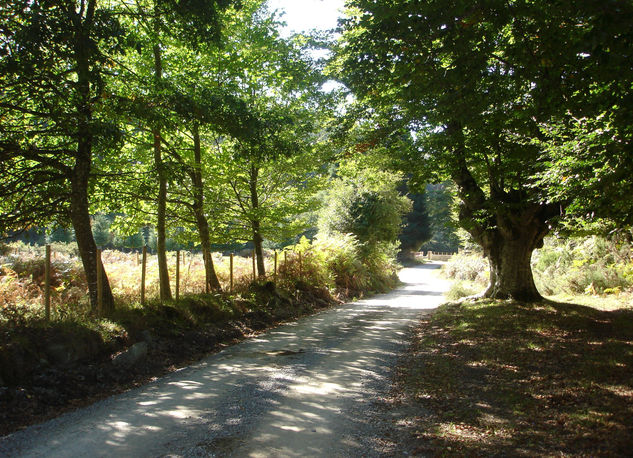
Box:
left=0, top=263, right=448, bottom=457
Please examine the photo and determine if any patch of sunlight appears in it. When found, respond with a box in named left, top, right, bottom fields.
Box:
left=163, top=408, right=200, bottom=419
left=293, top=381, right=344, bottom=396
left=279, top=425, right=302, bottom=432
left=601, top=384, right=633, bottom=398
left=168, top=380, right=203, bottom=390
left=270, top=409, right=323, bottom=421
left=106, top=420, right=130, bottom=433
left=138, top=400, right=159, bottom=406
left=526, top=342, right=544, bottom=351
left=184, top=392, right=217, bottom=401
left=548, top=293, right=633, bottom=311
left=437, top=422, right=480, bottom=440
left=480, top=413, right=510, bottom=427
left=455, top=321, right=471, bottom=331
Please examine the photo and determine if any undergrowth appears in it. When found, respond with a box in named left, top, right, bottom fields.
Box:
left=441, top=236, right=633, bottom=302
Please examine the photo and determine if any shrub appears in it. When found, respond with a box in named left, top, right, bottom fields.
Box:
left=533, top=236, right=633, bottom=295
left=442, top=252, right=489, bottom=285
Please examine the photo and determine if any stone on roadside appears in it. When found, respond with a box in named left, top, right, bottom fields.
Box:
left=112, top=342, right=148, bottom=368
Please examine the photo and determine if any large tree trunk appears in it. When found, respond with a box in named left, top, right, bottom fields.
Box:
left=72, top=5, right=115, bottom=313
left=153, top=42, right=172, bottom=301
left=249, top=165, right=266, bottom=277
left=482, top=219, right=544, bottom=301
left=191, top=124, right=221, bottom=291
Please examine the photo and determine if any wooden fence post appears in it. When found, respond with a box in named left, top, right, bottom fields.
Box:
left=141, top=245, right=147, bottom=305
left=96, top=248, right=103, bottom=315
left=45, top=245, right=51, bottom=322
left=252, top=249, right=256, bottom=281
left=274, top=251, right=278, bottom=281
left=204, top=250, right=210, bottom=294
left=299, top=251, right=303, bottom=278
left=230, top=253, right=234, bottom=292
left=175, top=250, right=180, bottom=301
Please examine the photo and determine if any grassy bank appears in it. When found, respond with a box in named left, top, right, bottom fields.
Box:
left=393, top=298, right=633, bottom=456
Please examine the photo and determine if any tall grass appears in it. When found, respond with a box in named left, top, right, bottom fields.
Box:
left=0, top=234, right=401, bottom=326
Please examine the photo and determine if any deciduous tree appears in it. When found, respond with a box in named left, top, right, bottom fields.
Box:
left=334, top=0, right=633, bottom=301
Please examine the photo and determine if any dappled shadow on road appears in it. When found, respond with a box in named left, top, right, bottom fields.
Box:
left=395, top=299, right=633, bottom=456
left=0, top=264, right=448, bottom=457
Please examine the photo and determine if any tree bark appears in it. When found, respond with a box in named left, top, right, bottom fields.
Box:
left=72, top=2, right=115, bottom=313
left=153, top=41, right=172, bottom=301
left=249, top=165, right=266, bottom=277
left=481, top=212, right=546, bottom=301
left=191, top=124, right=221, bottom=291
left=70, top=173, right=115, bottom=313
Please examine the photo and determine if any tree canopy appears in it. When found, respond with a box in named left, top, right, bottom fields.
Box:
left=333, top=0, right=633, bottom=301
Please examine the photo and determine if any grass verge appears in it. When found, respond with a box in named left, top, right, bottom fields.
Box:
left=0, top=280, right=337, bottom=436
left=393, top=298, right=633, bottom=456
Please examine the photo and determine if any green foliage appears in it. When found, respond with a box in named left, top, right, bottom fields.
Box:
left=318, top=162, right=411, bottom=247
left=92, top=214, right=113, bottom=248
left=399, top=195, right=430, bottom=252
left=0, top=0, right=125, bottom=231
left=442, top=236, right=633, bottom=297
left=533, top=236, right=633, bottom=296
left=420, top=183, right=460, bottom=253
left=333, top=0, right=633, bottom=299
left=285, top=234, right=400, bottom=296
left=442, top=252, right=489, bottom=285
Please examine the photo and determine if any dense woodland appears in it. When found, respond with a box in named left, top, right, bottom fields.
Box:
left=1, top=0, right=632, bottom=310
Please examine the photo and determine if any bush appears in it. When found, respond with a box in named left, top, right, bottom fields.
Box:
left=533, top=236, right=633, bottom=295
left=442, top=252, right=489, bottom=285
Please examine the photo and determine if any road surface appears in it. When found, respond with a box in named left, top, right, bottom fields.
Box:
left=0, top=264, right=448, bottom=457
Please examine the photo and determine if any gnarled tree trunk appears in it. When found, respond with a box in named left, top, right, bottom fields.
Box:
left=448, top=122, right=558, bottom=302
left=480, top=207, right=550, bottom=301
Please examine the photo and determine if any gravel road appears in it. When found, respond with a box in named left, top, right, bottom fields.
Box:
left=0, top=263, right=448, bottom=457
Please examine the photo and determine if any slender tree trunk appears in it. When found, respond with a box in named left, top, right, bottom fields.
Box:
left=72, top=3, right=115, bottom=313
left=70, top=172, right=115, bottom=313
left=153, top=41, right=171, bottom=301
left=191, top=124, right=221, bottom=291
left=249, top=165, right=266, bottom=277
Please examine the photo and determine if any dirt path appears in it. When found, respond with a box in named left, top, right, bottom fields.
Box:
left=0, top=264, right=448, bottom=457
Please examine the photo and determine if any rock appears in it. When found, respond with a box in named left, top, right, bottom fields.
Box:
left=141, top=330, right=154, bottom=345
left=45, top=343, right=74, bottom=365
left=112, top=342, right=148, bottom=368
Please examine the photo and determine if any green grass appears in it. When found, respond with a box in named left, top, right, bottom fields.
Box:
left=395, top=298, right=633, bottom=456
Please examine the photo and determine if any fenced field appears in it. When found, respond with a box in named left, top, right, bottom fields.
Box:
left=0, top=243, right=304, bottom=320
